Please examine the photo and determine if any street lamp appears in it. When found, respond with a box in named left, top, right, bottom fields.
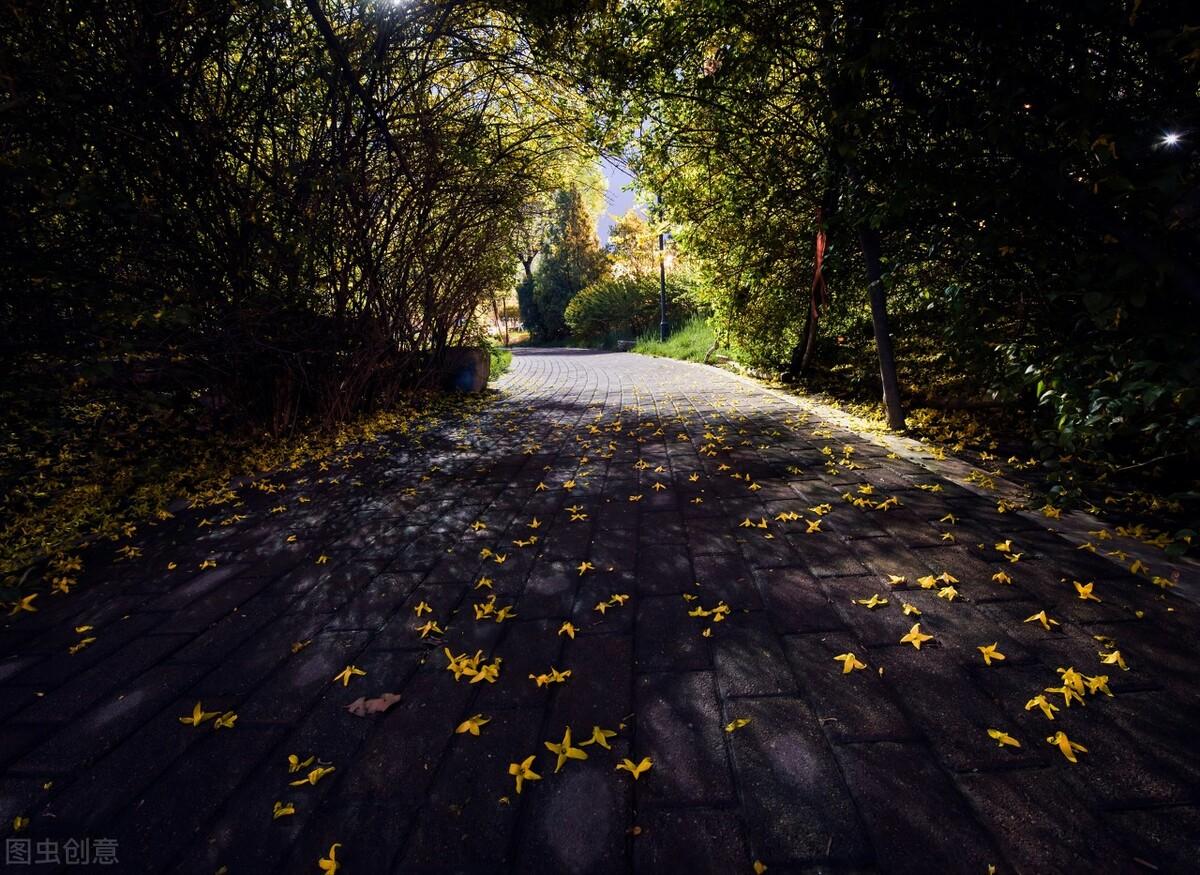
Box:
left=658, top=195, right=669, bottom=341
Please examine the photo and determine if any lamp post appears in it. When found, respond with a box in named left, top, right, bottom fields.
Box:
left=658, top=195, right=669, bottom=341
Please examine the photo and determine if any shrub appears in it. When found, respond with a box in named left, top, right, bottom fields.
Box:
left=566, top=272, right=699, bottom=343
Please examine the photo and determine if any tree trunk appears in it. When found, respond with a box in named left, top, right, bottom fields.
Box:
left=858, top=224, right=905, bottom=430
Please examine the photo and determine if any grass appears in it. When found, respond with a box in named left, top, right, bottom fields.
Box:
left=488, top=345, right=513, bottom=380
left=631, top=317, right=722, bottom=362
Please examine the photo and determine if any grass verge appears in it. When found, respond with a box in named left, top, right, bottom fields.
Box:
left=631, top=317, right=722, bottom=363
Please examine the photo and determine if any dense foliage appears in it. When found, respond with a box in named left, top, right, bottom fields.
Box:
left=0, top=0, right=590, bottom=573
left=564, top=272, right=698, bottom=344
left=522, top=0, right=1200, bottom=475
left=517, top=187, right=609, bottom=341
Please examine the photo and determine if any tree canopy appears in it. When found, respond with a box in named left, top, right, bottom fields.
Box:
left=517, top=0, right=1199, bottom=473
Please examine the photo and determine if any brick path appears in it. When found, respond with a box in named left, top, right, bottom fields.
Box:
left=2, top=348, right=1198, bottom=873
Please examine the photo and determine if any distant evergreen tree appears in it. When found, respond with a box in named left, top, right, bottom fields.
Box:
left=526, top=188, right=608, bottom=340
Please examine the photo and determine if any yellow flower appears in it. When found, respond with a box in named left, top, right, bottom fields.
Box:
left=272, top=801, right=296, bottom=819
left=724, top=718, right=751, bottom=733
left=900, top=623, right=933, bottom=650
left=615, top=757, right=653, bottom=779
left=577, top=561, right=595, bottom=575
left=977, top=643, right=1005, bottom=666
left=179, top=701, right=220, bottom=726
left=901, top=603, right=921, bottom=617
left=558, top=622, right=576, bottom=639
left=853, top=594, right=888, bottom=609
left=1023, top=610, right=1060, bottom=631
left=1046, top=731, right=1087, bottom=763
left=579, top=726, right=617, bottom=749
left=214, top=711, right=238, bottom=729
left=333, top=665, right=366, bottom=686
left=287, top=754, right=315, bottom=773
left=508, top=755, right=541, bottom=793
left=290, top=765, right=336, bottom=786
left=318, top=843, right=341, bottom=873
left=545, top=727, right=589, bottom=772
left=469, top=661, right=501, bottom=684
left=1099, top=650, right=1128, bottom=670
left=416, top=620, right=445, bottom=638
left=68, top=637, right=97, bottom=655
left=456, top=714, right=491, bottom=736
left=1024, top=694, right=1059, bottom=720
left=1074, top=581, right=1101, bottom=602
left=833, top=652, right=867, bottom=674
left=986, top=728, right=1021, bottom=748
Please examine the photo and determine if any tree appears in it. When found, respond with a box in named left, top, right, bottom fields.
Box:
left=607, top=209, right=660, bottom=277
left=524, top=188, right=609, bottom=340
left=513, top=0, right=1200, bottom=465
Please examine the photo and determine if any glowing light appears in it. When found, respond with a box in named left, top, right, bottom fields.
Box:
left=1161, top=132, right=1181, bottom=147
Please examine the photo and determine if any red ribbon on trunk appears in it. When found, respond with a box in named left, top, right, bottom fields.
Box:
left=810, top=208, right=829, bottom=320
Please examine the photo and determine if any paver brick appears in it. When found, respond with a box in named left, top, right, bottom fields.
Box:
left=634, top=672, right=735, bottom=808
left=724, top=696, right=869, bottom=866
left=832, top=741, right=1005, bottom=874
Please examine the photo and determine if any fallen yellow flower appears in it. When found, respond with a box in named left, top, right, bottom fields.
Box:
left=616, top=756, right=653, bottom=779
left=977, top=643, right=1005, bottom=666
left=834, top=652, right=867, bottom=673
left=545, top=727, right=589, bottom=772
left=456, top=714, right=491, bottom=736
left=1046, top=731, right=1087, bottom=763
left=508, top=755, right=541, bottom=793
left=900, top=623, right=933, bottom=650
left=987, top=728, right=1021, bottom=748
left=333, top=665, right=366, bottom=686
left=179, top=701, right=220, bottom=727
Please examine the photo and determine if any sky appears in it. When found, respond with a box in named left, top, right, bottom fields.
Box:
left=597, top=156, right=641, bottom=245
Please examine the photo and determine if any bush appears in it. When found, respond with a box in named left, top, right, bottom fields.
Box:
left=565, top=272, right=699, bottom=343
